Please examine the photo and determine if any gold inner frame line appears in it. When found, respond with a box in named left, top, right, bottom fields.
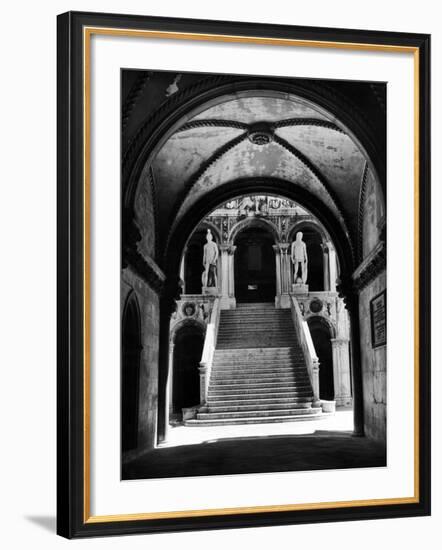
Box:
left=82, top=26, right=420, bottom=524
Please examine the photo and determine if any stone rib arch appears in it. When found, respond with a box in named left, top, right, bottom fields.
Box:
left=307, top=313, right=337, bottom=339
left=229, top=216, right=280, bottom=245
left=288, top=219, right=331, bottom=244
left=164, top=177, right=356, bottom=287
left=170, top=317, right=205, bottom=344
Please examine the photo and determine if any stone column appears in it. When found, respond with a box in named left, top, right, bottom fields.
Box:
left=179, top=249, right=186, bottom=293
left=329, top=245, right=337, bottom=292
left=228, top=245, right=236, bottom=308
left=219, top=244, right=231, bottom=309
left=331, top=338, right=353, bottom=407
left=312, top=358, right=321, bottom=408
left=198, top=364, right=207, bottom=405
left=272, top=244, right=282, bottom=307
left=157, top=278, right=180, bottom=444
left=166, top=341, right=175, bottom=424
left=345, top=290, right=364, bottom=436
left=278, top=242, right=291, bottom=308
left=322, top=243, right=330, bottom=291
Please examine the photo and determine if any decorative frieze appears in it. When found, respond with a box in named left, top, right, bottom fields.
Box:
left=352, top=241, right=386, bottom=291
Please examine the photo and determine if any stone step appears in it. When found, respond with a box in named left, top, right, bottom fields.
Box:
left=211, top=378, right=308, bottom=385
left=220, top=318, right=289, bottom=322
left=217, top=338, right=294, bottom=343
left=214, top=354, right=304, bottom=362
left=217, top=336, right=294, bottom=341
left=217, top=340, right=294, bottom=350
left=212, top=366, right=305, bottom=375
left=209, top=384, right=310, bottom=394
left=214, top=355, right=301, bottom=361
left=221, top=310, right=290, bottom=315
left=184, top=412, right=323, bottom=426
left=207, top=396, right=313, bottom=407
left=218, top=323, right=295, bottom=335
left=210, top=371, right=307, bottom=381
left=196, top=407, right=321, bottom=420
left=214, top=356, right=303, bottom=363
left=227, top=304, right=285, bottom=308
left=217, top=332, right=294, bottom=339
left=209, top=378, right=310, bottom=388
left=209, top=398, right=313, bottom=412
left=219, top=318, right=292, bottom=324
left=213, top=362, right=305, bottom=369
left=208, top=387, right=312, bottom=397
left=215, top=347, right=298, bottom=354
left=210, top=370, right=307, bottom=382
left=214, top=357, right=304, bottom=364
left=219, top=315, right=291, bottom=320
left=204, top=401, right=313, bottom=413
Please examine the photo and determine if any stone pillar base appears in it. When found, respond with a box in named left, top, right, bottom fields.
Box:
left=335, top=396, right=353, bottom=408
left=292, top=283, right=309, bottom=294
left=320, top=400, right=336, bottom=414
left=220, top=295, right=236, bottom=309
left=202, top=286, right=219, bottom=296
left=275, top=293, right=291, bottom=309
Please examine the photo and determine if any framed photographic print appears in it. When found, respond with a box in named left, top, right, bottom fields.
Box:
left=57, top=11, right=431, bottom=538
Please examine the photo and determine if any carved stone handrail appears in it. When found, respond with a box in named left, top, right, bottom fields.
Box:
left=198, top=297, right=221, bottom=404
left=290, top=295, right=321, bottom=406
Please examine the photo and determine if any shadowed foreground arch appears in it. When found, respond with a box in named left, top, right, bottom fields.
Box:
left=122, top=291, right=142, bottom=452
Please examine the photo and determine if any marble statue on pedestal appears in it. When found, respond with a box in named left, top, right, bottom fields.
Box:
left=202, top=229, right=219, bottom=288
left=291, top=231, right=308, bottom=284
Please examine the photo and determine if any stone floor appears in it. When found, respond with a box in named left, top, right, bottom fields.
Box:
left=123, top=410, right=386, bottom=480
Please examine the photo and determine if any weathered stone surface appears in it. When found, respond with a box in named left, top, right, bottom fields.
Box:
left=362, top=168, right=385, bottom=259
left=122, top=267, right=161, bottom=452
left=358, top=271, right=387, bottom=443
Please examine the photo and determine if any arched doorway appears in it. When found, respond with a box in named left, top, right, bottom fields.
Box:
left=308, top=316, right=334, bottom=401
left=122, top=292, right=142, bottom=452
left=172, top=324, right=204, bottom=419
left=234, top=226, right=276, bottom=303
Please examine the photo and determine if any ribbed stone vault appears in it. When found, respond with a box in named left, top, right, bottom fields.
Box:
left=148, top=93, right=379, bottom=255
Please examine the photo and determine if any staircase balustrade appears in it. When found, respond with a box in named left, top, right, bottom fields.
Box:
left=198, top=297, right=221, bottom=404
left=290, top=295, right=321, bottom=406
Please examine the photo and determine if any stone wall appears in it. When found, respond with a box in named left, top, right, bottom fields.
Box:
left=358, top=270, right=386, bottom=443
left=362, top=168, right=385, bottom=258
left=122, top=267, right=160, bottom=454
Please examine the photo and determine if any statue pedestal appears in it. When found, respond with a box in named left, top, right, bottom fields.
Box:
left=202, top=286, right=219, bottom=296
left=292, top=283, right=309, bottom=294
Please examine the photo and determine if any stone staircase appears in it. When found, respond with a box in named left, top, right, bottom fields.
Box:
left=185, top=303, right=322, bottom=426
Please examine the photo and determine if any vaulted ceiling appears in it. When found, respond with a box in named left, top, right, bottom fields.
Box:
left=151, top=93, right=372, bottom=249
left=122, top=71, right=386, bottom=269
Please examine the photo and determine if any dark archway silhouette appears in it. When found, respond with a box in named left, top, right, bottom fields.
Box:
left=184, top=229, right=206, bottom=294
left=234, top=226, right=276, bottom=303
left=172, top=324, right=204, bottom=418
left=122, top=291, right=142, bottom=452
left=308, top=316, right=334, bottom=401
left=303, top=230, right=324, bottom=291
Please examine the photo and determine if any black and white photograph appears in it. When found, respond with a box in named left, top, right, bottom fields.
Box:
left=120, top=69, right=387, bottom=480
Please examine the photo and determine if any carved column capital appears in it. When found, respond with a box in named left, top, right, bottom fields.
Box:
left=278, top=242, right=290, bottom=253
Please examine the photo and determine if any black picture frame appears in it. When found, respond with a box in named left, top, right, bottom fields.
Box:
left=57, top=11, right=431, bottom=539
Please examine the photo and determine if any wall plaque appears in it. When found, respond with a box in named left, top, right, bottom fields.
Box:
left=370, top=290, right=387, bottom=348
